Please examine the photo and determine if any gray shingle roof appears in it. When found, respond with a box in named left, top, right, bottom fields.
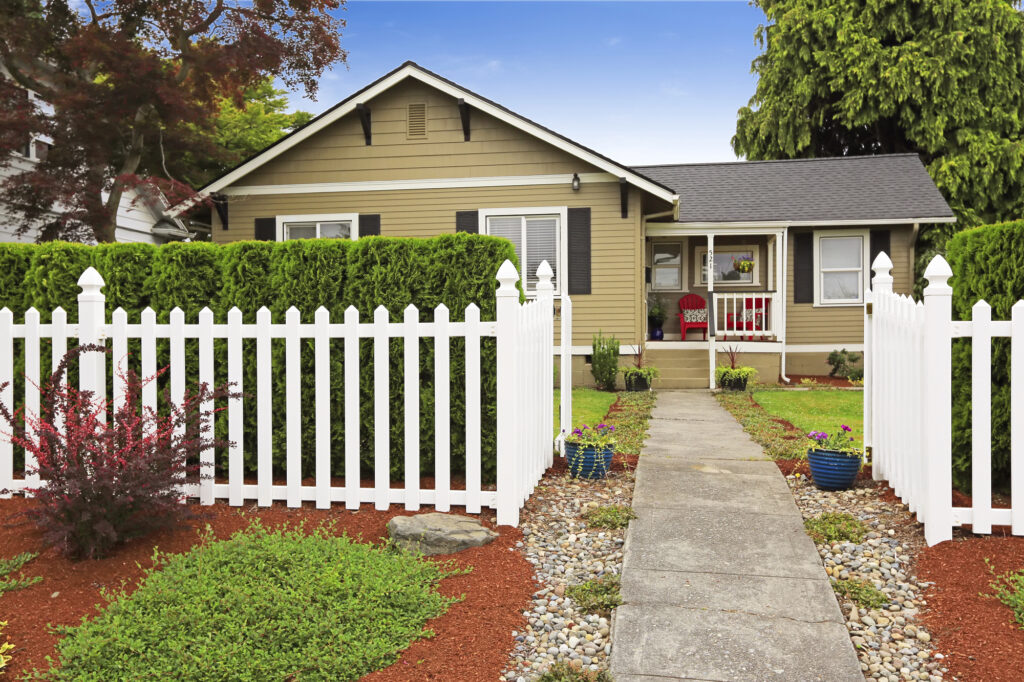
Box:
left=633, top=154, right=955, bottom=224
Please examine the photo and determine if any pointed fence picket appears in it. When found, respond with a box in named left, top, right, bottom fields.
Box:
left=866, top=253, right=1024, bottom=545
left=0, top=261, right=557, bottom=526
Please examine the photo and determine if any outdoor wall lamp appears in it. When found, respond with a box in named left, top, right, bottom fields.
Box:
left=571, top=173, right=581, bottom=191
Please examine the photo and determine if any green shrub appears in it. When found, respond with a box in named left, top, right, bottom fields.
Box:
left=0, top=551, right=41, bottom=596
left=582, top=504, right=637, bottom=529
left=803, top=512, right=868, bottom=545
left=0, top=621, right=12, bottom=674
left=832, top=578, right=888, bottom=610
left=565, top=575, right=622, bottom=617
left=591, top=332, right=620, bottom=391
left=38, top=523, right=464, bottom=680
left=946, top=221, right=1024, bottom=492
left=826, top=349, right=862, bottom=379
left=0, top=234, right=516, bottom=484
left=537, top=661, right=613, bottom=682
left=986, top=559, right=1024, bottom=628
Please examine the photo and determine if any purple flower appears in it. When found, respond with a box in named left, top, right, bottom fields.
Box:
left=840, top=425, right=851, bottom=432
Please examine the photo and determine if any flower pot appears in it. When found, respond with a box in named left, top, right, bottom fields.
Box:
left=624, top=374, right=651, bottom=391
left=649, top=327, right=664, bottom=341
left=565, top=443, right=615, bottom=479
left=721, top=376, right=748, bottom=391
left=807, top=448, right=861, bottom=491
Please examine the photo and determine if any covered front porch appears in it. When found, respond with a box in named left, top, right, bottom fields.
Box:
left=643, top=225, right=788, bottom=388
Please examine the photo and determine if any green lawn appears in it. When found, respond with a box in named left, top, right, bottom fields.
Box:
left=554, top=388, right=617, bottom=437
left=752, top=389, right=863, bottom=437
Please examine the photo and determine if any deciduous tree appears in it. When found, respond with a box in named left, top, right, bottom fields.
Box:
left=0, top=0, right=345, bottom=242
left=732, top=0, right=1024, bottom=264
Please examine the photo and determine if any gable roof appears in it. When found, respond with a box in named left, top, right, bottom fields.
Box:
left=186, top=61, right=678, bottom=206
left=634, top=154, right=956, bottom=225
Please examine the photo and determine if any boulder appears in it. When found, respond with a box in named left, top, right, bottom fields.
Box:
left=387, top=512, right=498, bottom=556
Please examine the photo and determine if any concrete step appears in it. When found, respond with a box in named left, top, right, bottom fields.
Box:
left=657, top=368, right=709, bottom=380
left=653, top=376, right=709, bottom=389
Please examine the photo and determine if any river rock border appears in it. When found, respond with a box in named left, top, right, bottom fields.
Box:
left=785, top=473, right=950, bottom=682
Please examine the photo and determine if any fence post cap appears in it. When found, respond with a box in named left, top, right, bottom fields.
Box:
left=923, top=255, right=953, bottom=294
left=496, top=260, right=519, bottom=295
left=871, top=251, right=893, bottom=275
left=77, top=266, right=104, bottom=291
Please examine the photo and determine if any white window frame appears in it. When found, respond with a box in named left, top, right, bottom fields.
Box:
left=694, top=244, right=760, bottom=287
left=813, top=228, right=871, bottom=307
left=650, top=239, right=687, bottom=292
left=479, top=206, right=568, bottom=296
left=275, top=213, right=360, bottom=241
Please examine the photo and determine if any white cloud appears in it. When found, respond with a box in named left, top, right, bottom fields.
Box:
left=605, top=37, right=622, bottom=47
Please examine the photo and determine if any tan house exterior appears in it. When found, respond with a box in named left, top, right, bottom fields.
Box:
left=177, top=62, right=956, bottom=388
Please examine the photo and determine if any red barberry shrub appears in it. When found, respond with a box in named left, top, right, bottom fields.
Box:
left=0, top=345, right=237, bottom=560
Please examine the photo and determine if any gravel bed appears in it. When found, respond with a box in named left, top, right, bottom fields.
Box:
left=786, top=474, right=951, bottom=682
left=503, top=468, right=635, bottom=680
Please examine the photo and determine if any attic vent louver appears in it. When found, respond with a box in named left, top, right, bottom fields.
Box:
left=407, top=102, right=427, bottom=138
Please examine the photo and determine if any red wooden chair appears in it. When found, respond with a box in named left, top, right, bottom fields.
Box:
left=677, top=294, right=708, bottom=340
left=724, top=296, right=770, bottom=341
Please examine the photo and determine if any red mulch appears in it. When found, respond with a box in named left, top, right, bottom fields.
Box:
left=786, top=374, right=858, bottom=387
left=917, top=536, right=1024, bottom=682
left=0, top=496, right=536, bottom=680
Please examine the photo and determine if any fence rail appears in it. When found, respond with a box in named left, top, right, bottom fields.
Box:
left=0, top=260, right=556, bottom=526
left=865, top=252, right=1024, bottom=545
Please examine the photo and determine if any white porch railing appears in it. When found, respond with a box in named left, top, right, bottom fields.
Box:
left=713, top=291, right=779, bottom=340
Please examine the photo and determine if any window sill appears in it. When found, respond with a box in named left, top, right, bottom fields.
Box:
left=812, top=301, right=864, bottom=308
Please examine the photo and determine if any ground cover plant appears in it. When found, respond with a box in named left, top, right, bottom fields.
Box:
left=714, top=391, right=805, bottom=459
left=38, top=522, right=464, bottom=680
left=604, top=391, right=656, bottom=455
left=536, top=661, right=613, bottom=682
left=804, top=512, right=868, bottom=545
left=832, top=578, right=888, bottom=610
left=751, top=389, right=863, bottom=437
left=0, top=552, right=40, bottom=596
left=554, top=388, right=617, bottom=438
left=565, top=575, right=621, bottom=617
left=0, top=622, right=11, bottom=673
left=986, top=560, right=1024, bottom=629
left=582, top=504, right=636, bottom=530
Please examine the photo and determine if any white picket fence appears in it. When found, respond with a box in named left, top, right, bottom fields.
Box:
left=0, top=259, right=557, bottom=526
left=865, top=252, right=1024, bottom=545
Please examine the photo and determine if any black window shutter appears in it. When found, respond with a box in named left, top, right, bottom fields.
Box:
left=213, top=194, right=229, bottom=231
left=254, top=217, right=276, bottom=241
left=870, top=229, right=891, bottom=280
left=567, top=207, right=591, bottom=295
left=793, top=232, right=814, bottom=304
left=358, top=214, right=381, bottom=237
left=456, top=210, right=479, bottom=233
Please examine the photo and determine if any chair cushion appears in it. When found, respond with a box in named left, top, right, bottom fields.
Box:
left=742, top=308, right=756, bottom=322
left=682, top=308, right=707, bottom=323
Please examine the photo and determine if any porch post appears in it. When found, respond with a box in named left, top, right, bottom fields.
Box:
left=778, top=228, right=790, bottom=382
left=707, top=234, right=716, bottom=389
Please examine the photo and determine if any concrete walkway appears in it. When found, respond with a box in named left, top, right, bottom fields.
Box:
left=610, top=391, right=862, bottom=682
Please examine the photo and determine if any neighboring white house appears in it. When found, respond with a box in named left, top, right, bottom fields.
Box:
left=0, top=72, right=191, bottom=244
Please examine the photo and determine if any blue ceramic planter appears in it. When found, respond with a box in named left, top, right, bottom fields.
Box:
left=566, top=443, right=615, bottom=479
left=807, top=448, right=861, bottom=491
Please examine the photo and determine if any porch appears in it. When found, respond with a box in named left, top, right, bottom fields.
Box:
left=644, top=226, right=788, bottom=388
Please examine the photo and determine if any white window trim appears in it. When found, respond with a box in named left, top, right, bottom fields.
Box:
left=275, top=213, right=360, bottom=241
left=694, top=244, right=760, bottom=287
left=479, top=206, right=568, bottom=297
left=813, top=228, right=871, bottom=307
left=650, top=239, right=687, bottom=292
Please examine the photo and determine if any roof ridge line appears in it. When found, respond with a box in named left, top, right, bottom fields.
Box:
left=632, top=153, right=922, bottom=170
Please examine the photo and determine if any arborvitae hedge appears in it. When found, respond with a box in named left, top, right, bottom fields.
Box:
left=946, top=221, right=1024, bottom=492
left=0, top=234, right=519, bottom=484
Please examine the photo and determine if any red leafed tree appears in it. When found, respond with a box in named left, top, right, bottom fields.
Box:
left=0, top=0, right=346, bottom=243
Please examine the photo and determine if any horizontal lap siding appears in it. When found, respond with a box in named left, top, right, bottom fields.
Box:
left=785, top=225, right=914, bottom=344
left=222, top=182, right=641, bottom=348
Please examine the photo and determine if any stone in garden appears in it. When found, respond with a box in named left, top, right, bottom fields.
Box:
left=387, top=512, right=497, bottom=555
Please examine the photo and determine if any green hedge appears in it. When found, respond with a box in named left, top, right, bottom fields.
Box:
left=0, top=235, right=519, bottom=484
left=946, top=220, right=1024, bottom=492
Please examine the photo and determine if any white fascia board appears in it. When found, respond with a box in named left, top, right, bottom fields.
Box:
left=221, top=173, right=617, bottom=196
left=650, top=216, right=956, bottom=231
left=646, top=223, right=787, bottom=237
left=171, top=64, right=677, bottom=216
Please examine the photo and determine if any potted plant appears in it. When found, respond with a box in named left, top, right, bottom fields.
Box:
left=620, top=347, right=659, bottom=391
left=806, top=425, right=862, bottom=491
left=647, top=299, right=666, bottom=341
left=714, top=346, right=757, bottom=391
left=564, top=423, right=617, bottom=479
left=732, top=255, right=755, bottom=274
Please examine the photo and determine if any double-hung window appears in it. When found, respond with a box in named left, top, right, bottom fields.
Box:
left=277, top=213, right=359, bottom=241
left=481, top=208, right=564, bottom=294
left=651, top=242, right=683, bottom=290
left=814, top=230, right=870, bottom=305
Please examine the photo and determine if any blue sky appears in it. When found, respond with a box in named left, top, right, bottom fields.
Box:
left=288, top=1, right=765, bottom=165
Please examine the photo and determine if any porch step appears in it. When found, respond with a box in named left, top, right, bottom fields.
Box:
left=643, top=349, right=708, bottom=370
left=652, top=376, right=709, bottom=389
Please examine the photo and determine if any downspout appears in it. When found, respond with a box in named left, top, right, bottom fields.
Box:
left=779, top=227, right=791, bottom=384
